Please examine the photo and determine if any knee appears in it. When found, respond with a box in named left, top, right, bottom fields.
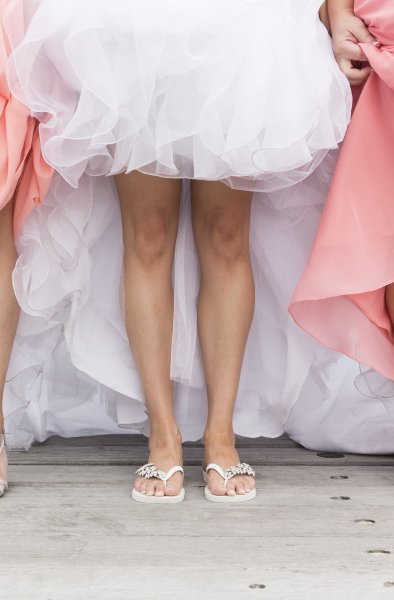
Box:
left=0, top=216, right=17, bottom=265
left=204, top=212, right=249, bottom=263
left=127, top=209, right=175, bottom=266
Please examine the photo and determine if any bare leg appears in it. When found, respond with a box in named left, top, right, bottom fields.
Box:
left=0, top=201, right=19, bottom=493
left=191, top=181, right=255, bottom=497
left=0, top=201, right=19, bottom=430
left=115, top=172, right=183, bottom=497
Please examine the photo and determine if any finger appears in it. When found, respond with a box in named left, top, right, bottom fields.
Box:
left=337, top=57, right=371, bottom=85
left=347, top=65, right=372, bottom=86
left=336, top=39, right=366, bottom=62
left=352, top=20, right=378, bottom=46
left=337, top=57, right=354, bottom=77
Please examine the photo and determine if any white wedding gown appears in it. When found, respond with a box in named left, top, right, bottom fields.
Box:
left=5, top=0, right=388, bottom=454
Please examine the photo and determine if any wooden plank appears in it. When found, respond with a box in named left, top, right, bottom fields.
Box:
left=9, top=444, right=394, bottom=466
left=35, top=433, right=298, bottom=448
left=0, top=466, right=394, bottom=600
left=3, top=467, right=394, bottom=536
left=3, top=439, right=394, bottom=600
left=1, top=566, right=393, bottom=600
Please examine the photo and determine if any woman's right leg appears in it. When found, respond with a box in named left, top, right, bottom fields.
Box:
left=0, top=201, right=19, bottom=428
left=0, top=201, right=19, bottom=493
left=115, top=172, right=182, bottom=498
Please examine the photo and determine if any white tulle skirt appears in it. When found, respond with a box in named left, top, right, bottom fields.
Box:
left=5, top=0, right=384, bottom=453
left=8, top=161, right=375, bottom=453
left=6, top=0, right=350, bottom=191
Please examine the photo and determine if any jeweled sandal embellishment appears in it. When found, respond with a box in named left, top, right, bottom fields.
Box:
left=135, top=463, right=167, bottom=481
left=223, top=463, right=256, bottom=480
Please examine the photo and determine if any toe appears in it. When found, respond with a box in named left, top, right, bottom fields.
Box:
left=245, top=475, right=255, bottom=492
left=165, top=473, right=183, bottom=497
left=134, top=476, right=143, bottom=492
left=225, top=479, right=237, bottom=497
left=208, top=473, right=227, bottom=496
left=145, top=480, right=157, bottom=496
left=140, top=479, right=149, bottom=494
left=234, top=478, right=246, bottom=495
left=154, top=481, right=165, bottom=497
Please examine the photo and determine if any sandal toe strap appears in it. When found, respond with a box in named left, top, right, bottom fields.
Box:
left=135, top=463, right=184, bottom=486
left=206, top=462, right=256, bottom=485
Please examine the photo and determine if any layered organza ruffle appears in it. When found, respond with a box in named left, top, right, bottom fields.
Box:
left=7, top=159, right=365, bottom=450
left=289, top=0, right=394, bottom=452
left=0, top=0, right=52, bottom=234
left=6, top=0, right=350, bottom=192
left=4, top=0, right=381, bottom=453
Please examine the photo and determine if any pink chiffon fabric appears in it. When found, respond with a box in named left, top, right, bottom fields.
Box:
left=0, top=0, right=52, bottom=235
left=290, top=0, right=394, bottom=380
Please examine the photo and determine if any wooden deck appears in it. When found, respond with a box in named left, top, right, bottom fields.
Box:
left=2, top=435, right=394, bottom=599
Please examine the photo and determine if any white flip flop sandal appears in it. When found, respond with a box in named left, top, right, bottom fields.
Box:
left=203, top=462, right=256, bottom=503
left=132, top=463, right=185, bottom=504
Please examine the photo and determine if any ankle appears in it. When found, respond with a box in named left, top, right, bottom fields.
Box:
left=149, top=425, right=182, bottom=447
left=204, top=428, right=235, bottom=447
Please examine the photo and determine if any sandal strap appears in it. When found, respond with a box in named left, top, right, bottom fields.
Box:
left=135, top=463, right=184, bottom=487
left=206, top=462, right=256, bottom=486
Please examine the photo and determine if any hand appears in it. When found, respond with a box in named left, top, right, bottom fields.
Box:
left=330, top=10, right=379, bottom=85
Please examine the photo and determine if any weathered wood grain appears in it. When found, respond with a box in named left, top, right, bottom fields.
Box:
left=2, top=436, right=394, bottom=600
left=8, top=435, right=394, bottom=466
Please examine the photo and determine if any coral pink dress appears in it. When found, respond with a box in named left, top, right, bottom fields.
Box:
left=291, top=1, right=394, bottom=376
left=0, top=0, right=52, bottom=235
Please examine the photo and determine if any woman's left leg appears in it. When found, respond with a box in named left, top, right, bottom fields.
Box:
left=191, top=181, right=255, bottom=497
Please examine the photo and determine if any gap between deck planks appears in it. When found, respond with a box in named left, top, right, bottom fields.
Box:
left=3, top=435, right=394, bottom=600
left=8, top=434, right=394, bottom=466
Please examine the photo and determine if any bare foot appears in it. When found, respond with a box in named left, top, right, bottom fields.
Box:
left=134, top=429, right=183, bottom=498
left=204, top=431, right=255, bottom=497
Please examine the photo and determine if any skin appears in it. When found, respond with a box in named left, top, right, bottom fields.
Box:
left=0, top=201, right=19, bottom=440
left=328, top=0, right=378, bottom=85
left=115, top=173, right=256, bottom=497
left=119, top=3, right=378, bottom=499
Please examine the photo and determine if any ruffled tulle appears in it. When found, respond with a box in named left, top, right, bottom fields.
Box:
left=0, top=0, right=52, bottom=234
left=6, top=0, right=350, bottom=192
left=5, top=0, right=381, bottom=453
left=4, top=157, right=377, bottom=454
left=289, top=0, right=394, bottom=452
